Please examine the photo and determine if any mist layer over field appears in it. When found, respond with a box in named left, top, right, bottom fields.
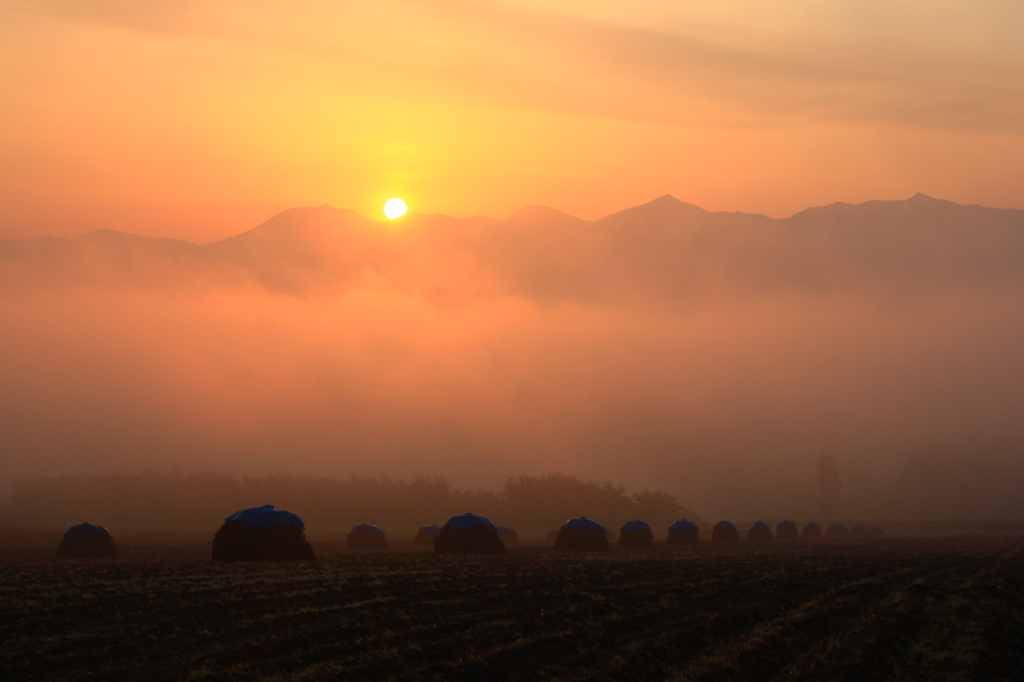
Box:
left=2, top=195, right=1024, bottom=521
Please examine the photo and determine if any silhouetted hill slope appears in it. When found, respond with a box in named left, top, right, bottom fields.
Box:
left=3, top=194, right=1023, bottom=300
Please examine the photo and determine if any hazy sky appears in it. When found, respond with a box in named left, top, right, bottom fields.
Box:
left=3, top=0, right=1024, bottom=241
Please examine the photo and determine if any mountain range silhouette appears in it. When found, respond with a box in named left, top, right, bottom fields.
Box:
left=3, top=194, right=1023, bottom=300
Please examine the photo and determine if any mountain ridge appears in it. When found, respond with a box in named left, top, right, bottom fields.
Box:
left=4, top=193, right=1023, bottom=246
left=3, top=193, right=1024, bottom=301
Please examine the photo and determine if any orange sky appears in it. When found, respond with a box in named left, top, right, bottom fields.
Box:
left=2, top=0, right=1024, bottom=242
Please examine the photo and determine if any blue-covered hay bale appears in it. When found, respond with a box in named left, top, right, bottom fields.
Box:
left=348, top=523, right=388, bottom=549
left=497, top=526, right=519, bottom=546
left=850, top=525, right=868, bottom=536
left=776, top=520, right=798, bottom=540
left=212, top=505, right=314, bottom=561
left=58, top=523, right=117, bottom=558
left=748, top=520, right=773, bottom=541
left=555, top=517, right=610, bottom=550
left=826, top=524, right=850, bottom=538
left=712, top=521, right=739, bottom=543
left=415, top=524, right=442, bottom=546
left=802, top=521, right=822, bottom=539
left=618, top=520, right=654, bottom=548
left=867, top=525, right=885, bottom=536
left=434, top=513, right=505, bottom=554
left=666, top=519, right=700, bottom=545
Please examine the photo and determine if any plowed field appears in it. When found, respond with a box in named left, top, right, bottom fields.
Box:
left=2, top=537, right=1021, bottom=681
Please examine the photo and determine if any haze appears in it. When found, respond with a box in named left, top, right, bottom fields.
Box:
left=2, top=2, right=1024, bottom=523
left=3, top=1, right=1024, bottom=242
left=3, top=195, right=1024, bottom=521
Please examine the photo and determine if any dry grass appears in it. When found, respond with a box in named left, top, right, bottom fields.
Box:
left=1, top=537, right=1021, bottom=681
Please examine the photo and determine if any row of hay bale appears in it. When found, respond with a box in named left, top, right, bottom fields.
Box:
left=709, top=520, right=885, bottom=542
left=55, top=510, right=885, bottom=560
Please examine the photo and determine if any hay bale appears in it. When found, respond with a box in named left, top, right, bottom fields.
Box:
left=618, top=520, right=654, bottom=548
left=712, top=521, right=739, bottom=542
left=434, top=513, right=505, bottom=554
left=555, top=517, right=610, bottom=550
left=212, top=519, right=260, bottom=561
left=748, top=520, right=773, bottom=541
left=258, top=523, right=316, bottom=561
left=57, top=523, right=117, bottom=558
left=212, top=505, right=314, bottom=561
left=826, top=524, right=850, bottom=538
left=850, top=525, right=867, bottom=536
left=415, top=524, right=442, bottom=546
left=776, top=520, right=798, bottom=540
left=802, top=521, right=822, bottom=539
left=347, top=523, right=389, bottom=549
left=496, top=526, right=519, bottom=547
left=867, top=525, right=885, bottom=536
left=666, top=519, right=700, bottom=545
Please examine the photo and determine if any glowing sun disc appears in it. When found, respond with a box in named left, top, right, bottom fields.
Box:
left=384, top=198, right=408, bottom=219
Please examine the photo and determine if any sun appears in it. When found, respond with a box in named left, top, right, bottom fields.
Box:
left=383, top=198, right=408, bottom=220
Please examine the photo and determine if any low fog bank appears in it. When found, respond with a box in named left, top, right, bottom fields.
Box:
left=0, top=471, right=698, bottom=537
left=2, top=283, right=1023, bottom=522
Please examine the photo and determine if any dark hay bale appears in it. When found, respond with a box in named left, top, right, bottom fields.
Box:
left=434, top=524, right=506, bottom=554
left=748, top=521, right=773, bottom=541
left=554, top=527, right=610, bottom=550
left=826, top=524, right=850, bottom=538
left=212, top=520, right=314, bottom=561
left=867, top=525, right=885, bottom=536
left=850, top=525, right=868, bottom=536
left=212, top=519, right=259, bottom=561
left=546, top=529, right=559, bottom=543
left=258, top=524, right=316, bottom=561
left=776, top=520, right=798, bottom=540
left=347, top=525, right=389, bottom=549
left=57, top=536, right=117, bottom=558
left=497, top=527, right=519, bottom=546
left=415, top=525, right=441, bottom=546
left=712, top=521, right=739, bottom=543
left=666, top=529, right=699, bottom=545
left=618, top=520, right=653, bottom=548
left=666, top=520, right=700, bottom=545
left=802, top=522, right=822, bottom=539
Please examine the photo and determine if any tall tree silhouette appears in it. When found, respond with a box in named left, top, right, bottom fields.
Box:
left=815, top=454, right=842, bottom=519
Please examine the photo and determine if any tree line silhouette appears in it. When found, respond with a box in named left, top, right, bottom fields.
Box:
left=2, top=471, right=703, bottom=536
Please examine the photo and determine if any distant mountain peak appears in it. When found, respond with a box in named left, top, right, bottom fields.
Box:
left=600, top=194, right=708, bottom=223
left=502, top=205, right=582, bottom=223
